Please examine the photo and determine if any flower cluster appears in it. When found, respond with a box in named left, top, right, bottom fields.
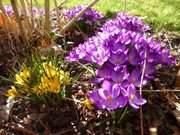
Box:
left=63, top=5, right=103, bottom=26
left=32, top=62, right=70, bottom=95
left=3, top=5, right=44, bottom=16
left=4, top=5, right=14, bottom=16
left=6, top=86, right=20, bottom=98
left=101, top=12, right=150, bottom=33
left=15, top=68, right=31, bottom=88
left=6, top=62, right=71, bottom=98
left=62, top=5, right=103, bottom=38
left=67, top=12, right=176, bottom=110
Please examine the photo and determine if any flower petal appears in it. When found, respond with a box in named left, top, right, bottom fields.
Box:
left=118, top=96, right=128, bottom=108
left=134, top=97, right=147, bottom=106
left=102, top=80, right=112, bottom=91
left=129, top=100, right=140, bottom=109
left=112, top=84, right=121, bottom=98
left=97, top=88, right=109, bottom=100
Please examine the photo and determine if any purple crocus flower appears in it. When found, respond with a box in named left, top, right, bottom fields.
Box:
left=4, top=5, right=14, bottom=16
left=111, top=66, right=129, bottom=83
left=128, top=68, right=141, bottom=86
left=128, top=48, right=142, bottom=65
left=32, top=7, right=45, bottom=16
left=63, top=5, right=103, bottom=26
left=101, top=12, right=150, bottom=34
left=111, top=40, right=127, bottom=53
left=109, top=52, right=127, bottom=65
left=88, top=80, right=127, bottom=110
left=159, top=49, right=176, bottom=65
left=116, top=12, right=150, bottom=32
left=67, top=33, right=111, bottom=65
left=96, top=62, right=113, bottom=79
left=3, top=5, right=44, bottom=16
left=146, top=49, right=159, bottom=63
left=66, top=44, right=86, bottom=61
left=143, top=62, right=156, bottom=79
left=128, top=68, right=147, bottom=87
left=125, top=84, right=147, bottom=109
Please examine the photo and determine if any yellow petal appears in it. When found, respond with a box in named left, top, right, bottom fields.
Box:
left=83, top=98, right=94, bottom=110
left=6, top=86, right=20, bottom=98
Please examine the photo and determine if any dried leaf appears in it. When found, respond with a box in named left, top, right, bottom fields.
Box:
left=0, top=97, right=15, bottom=121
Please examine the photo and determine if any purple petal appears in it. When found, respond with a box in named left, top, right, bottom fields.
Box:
left=128, top=48, right=141, bottom=65
left=118, top=96, right=128, bottom=108
left=129, top=100, right=140, bottom=109
left=109, top=52, right=127, bottom=65
left=134, top=97, right=147, bottom=106
left=111, top=41, right=127, bottom=53
left=112, top=84, right=121, bottom=98
left=91, top=78, right=104, bottom=84
left=97, top=88, right=110, bottom=100
left=102, top=80, right=112, bottom=91
left=106, top=99, right=120, bottom=110
left=88, top=90, right=99, bottom=103
left=96, top=63, right=113, bottom=79
left=128, top=68, right=141, bottom=86
left=144, top=63, right=155, bottom=75
left=112, top=66, right=129, bottom=83
left=127, top=84, right=136, bottom=96
left=159, top=49, right=176, bottom=65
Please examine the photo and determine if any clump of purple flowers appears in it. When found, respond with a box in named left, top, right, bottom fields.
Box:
left=63, top=5, right=103, bottom=26
left=3, top=5, right=44, bottom=16
left=63, top=5, right=103, bottom=35
left=67, top=12, right=176, bottom=111
left=101, top=12, right=150, bottom=34
left=4, top=5, right=14, bottom=16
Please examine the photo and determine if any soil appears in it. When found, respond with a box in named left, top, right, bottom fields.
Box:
left=0, top=31, right=180, bottom=135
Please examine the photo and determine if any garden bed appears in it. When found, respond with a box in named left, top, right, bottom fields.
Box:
left=0, top=1, right=180, bottom=135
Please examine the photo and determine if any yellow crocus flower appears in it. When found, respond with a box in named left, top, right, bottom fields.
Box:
left=43, top=62, right=58, bottom=77
left=83, top=98, right=94, bottom=110
left=6, top=86, right=20, bottom=98
left=32, top=85, right=46, bottom=96
left=15, top=68, right=31, bottom=88
left=40, top=75, right=61, bottom=94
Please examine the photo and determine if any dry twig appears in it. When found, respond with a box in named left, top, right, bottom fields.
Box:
left=139, top=44, right=148, bottom=135
left=45, top=0, right=50, bottom=33
left=10, top=0, right=28, bottom=45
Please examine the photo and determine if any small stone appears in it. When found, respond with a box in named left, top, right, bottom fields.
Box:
left=27, top=113, right=38, bottom=120
left=23, top=117, right=32, bottom=125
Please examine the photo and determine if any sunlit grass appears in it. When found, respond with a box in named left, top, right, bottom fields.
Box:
left=3, top=0, right=180, bottom=32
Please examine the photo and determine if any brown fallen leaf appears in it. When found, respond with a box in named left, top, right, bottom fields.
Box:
left=0, top=97, right=15, bottom=121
